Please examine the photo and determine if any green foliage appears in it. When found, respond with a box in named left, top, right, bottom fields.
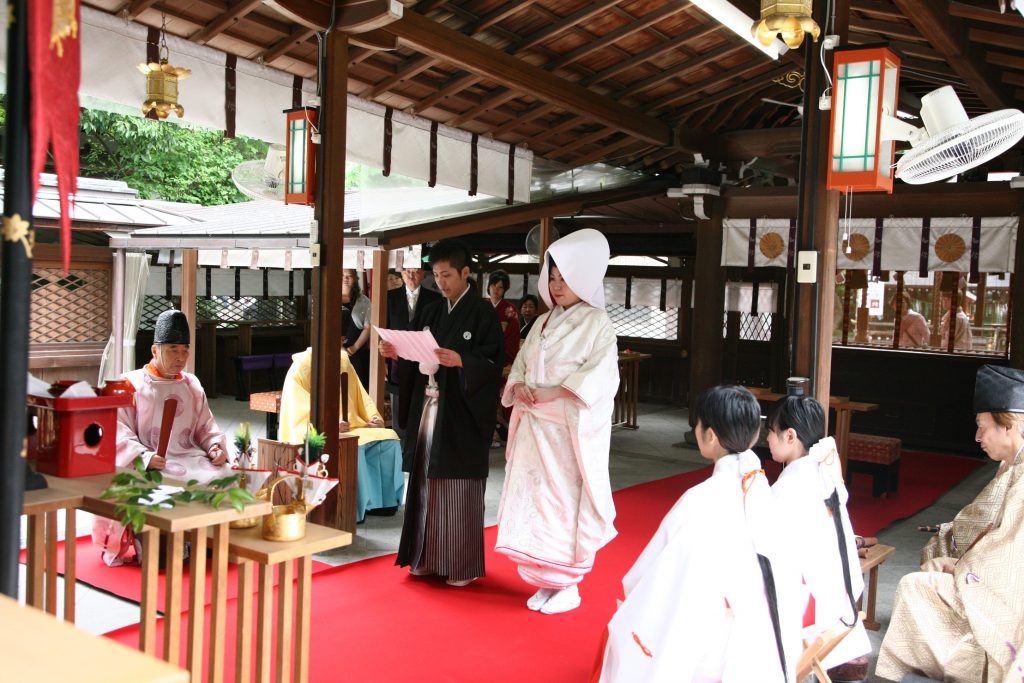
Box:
left=101, top=457, right=256, bottom=533
left=77, top=108, right=269, bottom=204
left=306, top=424, right=326, bottom=451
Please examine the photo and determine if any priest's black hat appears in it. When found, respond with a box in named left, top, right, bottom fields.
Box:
left=974, top=365, right=1024, bottom=414
left=153, top=310, right=190, bottom=345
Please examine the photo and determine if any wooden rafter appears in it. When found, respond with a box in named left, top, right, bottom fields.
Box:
left=569, top=134, right=641, bottom=167
left=649, top=60, right=780, bottom=113
left=969, top=27, right=1024, bottom=51
left=891, top=0, right=1010, bottom=110
left=848, top=17, right=923, bottom=42
left=259, top=27, right=318, bottom=65
left=381, top=10, right=674, bottom=146
left=854, top=1, right=907, bottom=21
left=848, top=33, right=944, bottom=61
left=191, top=0, right=263, bottom=44
left=117, top=0, right=160, bottom=21
left=948, top=1, right=1024, bottom=28
left=987, top=51, right=1024, bottom=71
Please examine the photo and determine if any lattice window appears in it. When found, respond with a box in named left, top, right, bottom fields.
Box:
left=739, top=313, right=773, bottom=342
left=31, top=267, right=111, bottom=343
left=607, top=304, right=678, bottom=340
left=142, top=295, right=299, bottom=330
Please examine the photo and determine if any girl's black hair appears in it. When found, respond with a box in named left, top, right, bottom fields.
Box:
left=766, top=395, right=826, bottom=453
left=488, top=270, right=511, bottom=290
left=691, top=385, right=761, bottom=454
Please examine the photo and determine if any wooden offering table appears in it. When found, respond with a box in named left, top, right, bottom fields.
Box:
left=858, top=543, right=896, bottom=631
left=65, top=473, right=272, bottom=683
left=227, top=523, right=351, bottom=683
left=615, top=352, right=652, bottom=430
left=0, top=594, right=188, bottom=683
left=22, top=479, right=85, bottom=622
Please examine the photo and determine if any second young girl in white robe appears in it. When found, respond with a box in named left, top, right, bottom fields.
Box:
left=767, top=395, right=871, bottom=674
left=495, top=228, right=620, bottom=615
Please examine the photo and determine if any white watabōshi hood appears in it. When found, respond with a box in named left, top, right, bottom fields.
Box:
left=538, top=228, right=610, bottom=309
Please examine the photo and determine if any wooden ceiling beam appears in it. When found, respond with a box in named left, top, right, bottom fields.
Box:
left=891, top=0, right=1010, bottom=110
left=987, top=51, right=1024, bottom=71
left=263, top=0, right=331, bottom=31
left=614, top=42, right=747, bottom=101
left=549, top=127, right=618, bottom=159
left=118, top=0, right=160, bottom=21
left=948, top=1, right=1024, bottom=28
left=651, top=61, right=782, bottom=113
left=848, top=17, right=923, bottom=42
left=853, top=1, right=907, bottom=21
left=191, top=0, right=263, bottom=44
left=381, top=10, right=674, bottom=146
left=968, top=27, right=1024, bottom=51
left=848, top=32, right=943, bottom=61
left=1004, top=72, right=1024, bottom=87
left=259, top=27, right=318, bottom=64
left=568, top=134, right=642, bottom=167
left=408, top=1, right=623, bottom=119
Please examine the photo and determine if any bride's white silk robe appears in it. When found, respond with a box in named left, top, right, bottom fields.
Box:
left=495, top=303, right=619, bottom=588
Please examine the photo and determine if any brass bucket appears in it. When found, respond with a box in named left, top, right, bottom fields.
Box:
left=260, top=474, right=314, bottom=542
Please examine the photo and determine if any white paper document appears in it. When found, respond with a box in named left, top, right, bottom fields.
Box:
left=374, top=326, right=440, bottom=365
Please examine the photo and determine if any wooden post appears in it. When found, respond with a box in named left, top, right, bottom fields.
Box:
left=0, top=0, right=31, bottom=598
left=537, top=216, right=555, bottom=312
left=688, top=197, right=726, bottom=419
left=181, top=249, right=198, bottom=374
left=310, top=30, right=348, bottom=467
left=369, top=250, right=388, bottom=407
left=1010, top=210, right=1024, bottom=369
left=112, top=248, right=126, bottom=377
left=790, top=0, right=844, bottom=413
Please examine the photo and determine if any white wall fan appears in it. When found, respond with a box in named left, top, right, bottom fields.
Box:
left=882, top=86, right=1024, bottom=185
left=231, top=144, right=287, bottom=201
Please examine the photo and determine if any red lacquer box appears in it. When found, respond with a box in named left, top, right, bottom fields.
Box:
left=27, top=393, right=133, bottom=477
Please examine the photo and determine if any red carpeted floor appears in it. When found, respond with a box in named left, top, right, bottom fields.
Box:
left=104, top=450, right=983, bottom=682
left=19, top=533, right=331, bottom=607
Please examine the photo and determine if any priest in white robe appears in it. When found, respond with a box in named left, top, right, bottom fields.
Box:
left=495, top=228, right=619, bottom=615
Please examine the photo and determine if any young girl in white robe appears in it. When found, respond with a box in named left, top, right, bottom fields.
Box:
left=767, top=396, right=871, bottom=675
left=495, top=228, right=619, bottom=615
left=598, top=385, right=803, bottom=682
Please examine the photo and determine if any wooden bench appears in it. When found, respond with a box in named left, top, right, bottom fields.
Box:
left=858, top=543, right=896, bottom=630
left=847, top=432, right=901, bottom=497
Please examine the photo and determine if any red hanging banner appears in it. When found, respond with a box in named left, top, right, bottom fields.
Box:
left=29, top=0, right=81, bottom=273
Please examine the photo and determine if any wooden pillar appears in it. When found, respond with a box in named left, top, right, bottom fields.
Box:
left=181, top=249, right=198, bottom=374
left=688, top=197, right=726, bottom=419
left=537, top=216, right=555, bottom=312
left=791, top=0, right=845, bottom=412
left=1010, top=210, right=1024, bottom=369
left=0, top=0, right=30, bottom=598
left=369, top=250, right=388, bottom=407
left=310, top=30, right=347, bottom=466
left=111, top=248, right=126, bottom=377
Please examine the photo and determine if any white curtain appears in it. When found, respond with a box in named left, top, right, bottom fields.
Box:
left=98, top=252, right=151, bottom=380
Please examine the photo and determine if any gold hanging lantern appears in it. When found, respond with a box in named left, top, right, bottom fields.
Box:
left=752, top=0, right=820, bottom=50
left=137, top=17, right=191, bottom=119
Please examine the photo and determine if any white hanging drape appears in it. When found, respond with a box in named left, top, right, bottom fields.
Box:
left=98, top=252, right=150, bottom=380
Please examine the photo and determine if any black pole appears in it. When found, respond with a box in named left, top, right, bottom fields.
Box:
left=0, top=0, right=32, bottom=598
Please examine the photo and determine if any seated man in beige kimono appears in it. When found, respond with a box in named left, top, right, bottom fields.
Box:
left=876, top=365, right=1024, bottom=682
left=278, top=348, right=404, bottom=522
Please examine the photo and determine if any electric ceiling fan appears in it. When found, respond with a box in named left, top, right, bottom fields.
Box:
left=883, top=86, right=1024, bottom=185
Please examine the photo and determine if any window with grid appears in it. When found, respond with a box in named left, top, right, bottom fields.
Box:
left=607, top=304, right=678, bottom=340
left=31, top=267, right=111, bottom=343
left=142, top=295, right=300, bottom=329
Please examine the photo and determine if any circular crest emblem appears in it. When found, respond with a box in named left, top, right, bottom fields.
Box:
left=759, top=232, right=785, bottom=259
left=935, top=233, right=966, bottom=263
left=463, top=331, right=472, bottom=340
left=843, top=233, right=872, bottom=261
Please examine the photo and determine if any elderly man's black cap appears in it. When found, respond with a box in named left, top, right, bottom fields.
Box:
left=974, top=365, right=1024, bottom=414
left=154, top=310, right=190, bottom=345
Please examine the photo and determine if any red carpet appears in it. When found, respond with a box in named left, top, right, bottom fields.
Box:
left=104, top=451, right=982, bottom=682
left=19, top=533, right=330, bottom=607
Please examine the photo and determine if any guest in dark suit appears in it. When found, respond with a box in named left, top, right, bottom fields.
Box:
left=386, top=260, right=442, bottom=439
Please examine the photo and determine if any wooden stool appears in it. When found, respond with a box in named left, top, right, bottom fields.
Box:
left=858, top=543, right=896, bottom=630
left=847, top=433, right=901, bottom=497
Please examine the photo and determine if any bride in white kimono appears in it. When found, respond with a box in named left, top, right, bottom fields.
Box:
left=495, top=228, right=619, bottom=615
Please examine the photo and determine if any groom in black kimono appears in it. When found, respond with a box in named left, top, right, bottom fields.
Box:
left=379, top=239, right=503, bottom=587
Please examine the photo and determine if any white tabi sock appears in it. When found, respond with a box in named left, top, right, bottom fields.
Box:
left=526, top=588, right=557, bottom=611
left=539, top=585, right=581, bottom=615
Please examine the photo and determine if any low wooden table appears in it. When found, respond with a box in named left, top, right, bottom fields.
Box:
left=0, top=594, right=188, bottom=683
left=227, top=523, right=352, bottom=683
left=858, top=543, right=896, bottom=631
left=22, top=479, right=85, bottom=622
left=615, top=352, right=652, bottom=430
left=57, top=472, right=272, bottom=683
